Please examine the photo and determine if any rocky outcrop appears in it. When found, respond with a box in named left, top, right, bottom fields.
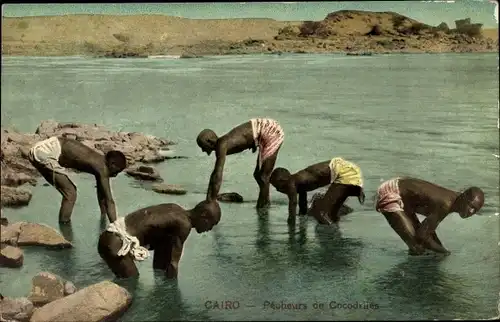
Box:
left=0, top=244, right=24, bottom=268
left=29, top=281, right=132, bottom=322
left=0, top=272, right=78, bottom=322
left=217, top=192, right=244, bottom=203
left=33, top=120, right=174, bottom=166
left=1, top=186, right=32, bottom=208
left=0, top=120, right=175, bottom=208
left=28, top=272, right=77, bottom=307
left=1, top=222, right=72, bottom=248
left=125, top=165, right=163, bottom=181
left=0, top=296, right=34, bottom=322
left=152, top=183, right=187, bottom=195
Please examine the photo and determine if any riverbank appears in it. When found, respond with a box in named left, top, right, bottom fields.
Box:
left=1, top=10, right=498, bottom=57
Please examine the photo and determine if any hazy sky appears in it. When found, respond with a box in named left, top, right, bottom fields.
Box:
left=2, top=1, right=499, bottom=28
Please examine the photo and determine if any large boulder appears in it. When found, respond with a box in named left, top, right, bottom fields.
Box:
left=0, top=244, right=24, bottom=268
left=0, top=296, right=34, bottom=322
left=0, top=186, right=32, bottom=208
left=152, top=183, right=187, bottom=195
left=28, top=272, right=76, bottom=307
left=29, top=281, right=132, bottom=322
left=125, top=165, right=162, bottom=181
left=0, top=222, right=72, bottom=248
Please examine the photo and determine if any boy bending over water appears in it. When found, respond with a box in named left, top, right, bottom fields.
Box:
left=375, top=177, right=484, bottom=255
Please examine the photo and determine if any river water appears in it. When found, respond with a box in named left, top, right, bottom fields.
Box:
left=1, top=53, right=499, bottom=321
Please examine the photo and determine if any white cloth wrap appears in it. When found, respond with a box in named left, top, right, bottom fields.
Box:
left=106, top=217, right=149, bottom=261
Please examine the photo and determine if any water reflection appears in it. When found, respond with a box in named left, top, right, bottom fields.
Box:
left=118, top=273, right=211, bottom=321
left=287, top=216, right=308, bottom=248
left=255, top=209, right=271, bottom=252
left=58, top=223, right=74, bottom=242
left=312, top=224, right=364, bottom=269
left=372, top=256, right=475, bottom=319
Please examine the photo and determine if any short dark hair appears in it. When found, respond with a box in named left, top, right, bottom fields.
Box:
left=270, top=167, right=291, bottom=185
left=105, top=150, right=127, bottom=172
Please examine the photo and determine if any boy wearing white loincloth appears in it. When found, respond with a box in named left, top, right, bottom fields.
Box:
left=28, top=136, right=127, bottom=224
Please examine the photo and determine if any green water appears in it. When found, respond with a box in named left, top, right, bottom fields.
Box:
left=1, top=53, right=499, bottom=321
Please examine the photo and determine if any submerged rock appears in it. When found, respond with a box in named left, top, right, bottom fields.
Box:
left=217, top=192, right=244, bottom=203
left=28, top=272, right=72, bottom=306
left=0, top=186, right=32, bottom=208
left=29, top=281, right=132, bottom=322
left=152, top=183, right=187, bottom=195
left=125, top=165, right=163, bottom=181
left=0, top=222, right=72, bottom=248
left=0, top=296, right=34, bottom=322
left=0, top=244, right=24, bottom=268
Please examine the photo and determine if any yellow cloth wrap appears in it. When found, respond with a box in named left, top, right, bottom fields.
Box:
left=329, top=157, right=363, bottom=187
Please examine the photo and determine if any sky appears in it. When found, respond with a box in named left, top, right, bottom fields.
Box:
left=1, top=1, right=499, bottom=28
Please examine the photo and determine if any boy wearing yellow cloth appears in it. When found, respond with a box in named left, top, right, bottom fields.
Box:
left=270, top=157, right=365, bottom=225
left=310, top=157, right=365, bottom=225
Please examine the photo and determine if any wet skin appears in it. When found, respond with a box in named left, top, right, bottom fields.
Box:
left=270, top=161, right=365, bottom=225
left=381, top=177, right=485, bottom=256
left=28, top=137, right=126, bottom=224
left=197, top=121, right=281, bottom=210
left=98, top=200, right=221, bottom=279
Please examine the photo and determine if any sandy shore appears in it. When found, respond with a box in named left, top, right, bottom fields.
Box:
left=1, top=11, right=498, bottom=57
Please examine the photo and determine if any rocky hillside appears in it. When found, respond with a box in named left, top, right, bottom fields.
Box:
left=1, top=10, right=498, bottom=56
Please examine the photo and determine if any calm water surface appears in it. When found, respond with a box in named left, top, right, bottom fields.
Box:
left=1, top=53, right=499, bottom=321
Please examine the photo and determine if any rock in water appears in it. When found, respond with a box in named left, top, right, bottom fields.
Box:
left=29, top=281, right=132, bottom=322
left=28, top=272, right=68, bottom=306
left=0, top=244, right=24, bottom=268
left=0, top=222, right=72, bottom=248
left=217, top=192, right=244, bottom=203
left=0, top=296, right=34, bottom=322
left=125, top=165, right=163, bottom=181
left=152, top=183, right=187, bottom=195
left=0, top=186, right=32, bottom=208
left=0, top=222, right=24, bottom=245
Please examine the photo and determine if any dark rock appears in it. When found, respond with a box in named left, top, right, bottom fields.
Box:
left=217, top=192, right=244, bottom=203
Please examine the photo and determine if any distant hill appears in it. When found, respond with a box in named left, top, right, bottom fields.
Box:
left=1, top=10, right=497, bottom=56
